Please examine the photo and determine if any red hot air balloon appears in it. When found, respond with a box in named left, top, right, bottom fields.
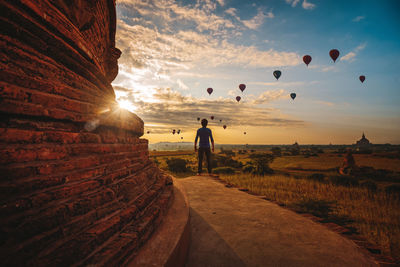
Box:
left=207, top=87, right=213, bottom=95
left=223, top=125, right=227, bottom=129
left=211, top=116, right=214, bottom=120
left=329, top=49, right=340, bottom=62
left=239, top=84, right=246, bottom=92
left=359, top=75, right=365, bottom=83
left=303, top=55, right=312, bottom=66
left=236, top=96, right=241, bottom=102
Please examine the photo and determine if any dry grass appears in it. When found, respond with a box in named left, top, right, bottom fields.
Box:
left=149, top=150, right=195, bottom=157
left=271, top=153, right=400, bottom=172
left=219, top=174, right=400, bottom=261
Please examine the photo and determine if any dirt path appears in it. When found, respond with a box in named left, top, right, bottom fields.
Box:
left=180, top=175, right=377, bottom=267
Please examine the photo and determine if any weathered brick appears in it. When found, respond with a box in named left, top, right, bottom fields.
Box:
left=0, top=128, right=43, bottom=143
left=0, top=1, right=172, bottom=265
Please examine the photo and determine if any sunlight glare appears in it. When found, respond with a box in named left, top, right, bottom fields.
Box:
left=117, top=99, right=136, bottom=112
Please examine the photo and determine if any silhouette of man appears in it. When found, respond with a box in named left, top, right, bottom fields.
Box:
left=194, top=119, right=214, bottom=175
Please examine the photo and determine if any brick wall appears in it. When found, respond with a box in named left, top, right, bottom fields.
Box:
left=0, top=1, right=173, bottom=265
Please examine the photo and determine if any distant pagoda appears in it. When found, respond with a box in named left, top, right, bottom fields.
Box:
left=355, top=132, right=371, bottom=147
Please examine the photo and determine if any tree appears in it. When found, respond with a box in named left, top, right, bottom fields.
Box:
left=249, top=153, right=274, bottom=175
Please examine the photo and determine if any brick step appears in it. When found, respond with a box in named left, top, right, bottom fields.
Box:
left=0, top=2, right=111, bottom=94
left=0, top=198, right=123, bottom=266
left=0, top=162, right=152, bottom=221
left=0, top=113, right=145, bottom=146
left=0, top=98, right=90, bottom=124
left=0, top=34, right=109, bottom=100
left=0, top=140, right=147, bottom=153
left=0, top=81, right=96, bottom=116
left=1, top=148, right=145, bottom=182
left=32, top=177, right=171, bottom=266
left=0, top=64, right=106, bottom=104
left=1, top=187, right=119, bottom=246
left=83, top=185, right=174, bottom=267
left=0, top=126, right=145, bottom=146
left=0, top=142, right=146, bottom=165
left=0, top=152, right=147, bottom=200
left=0, top=168, right=167, bottom=265
left=0, top=164, right=160, bottom=247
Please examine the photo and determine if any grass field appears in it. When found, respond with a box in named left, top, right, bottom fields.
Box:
left=151, top=149, right=400, bottom=262
left=270, top=153, right=400, bottom=172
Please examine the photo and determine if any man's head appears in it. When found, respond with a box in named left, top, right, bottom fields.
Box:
left=201, top=119, right=208, bottom=127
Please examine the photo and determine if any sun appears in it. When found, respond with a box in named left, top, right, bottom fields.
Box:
left=117, top=99, right=136, bottom=112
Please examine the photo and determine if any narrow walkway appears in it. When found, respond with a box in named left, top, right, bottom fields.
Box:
left=180, top=176, right=377, bottom=267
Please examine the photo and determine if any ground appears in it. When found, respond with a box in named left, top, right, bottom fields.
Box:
left=180, top=175, right=378, bottom=267
left=150, top=148, right=400, bottom=263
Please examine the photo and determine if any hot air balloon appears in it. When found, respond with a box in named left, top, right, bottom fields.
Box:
left=223, top=125, right=227, bottom=129
left=147, top=131, right=150, bottom=134
left=303, top=55, right=312, bottom=66
left=244, top=132, right=246, bottom=135
left=177, top=129, right=181, bottom=134
left=236, top=96, right=241, bottom=102
left=197, top=117, right=200, bottom=121
left=207, top=87, right=213, bottom=95
left=329, top=49, right=340, bottom=62
left=290, top=93, right=296, bottom=100
left=359, top=75, right=365, bottom=83
left=172, top=129, right=176, bottom=134
left=239, top=84, right=246, bottom=92
left=219, top=119, right=222, bottom=122
left=211, top=116, right=214, bottom=120
left=273, top=70, right=281, bottom=80
left=181, top=137, right=183, bottom=140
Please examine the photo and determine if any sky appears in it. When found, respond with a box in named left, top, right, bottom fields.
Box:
left=112, top=0, right=400, bottom=145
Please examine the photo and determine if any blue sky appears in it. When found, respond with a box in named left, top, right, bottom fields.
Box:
left=113, top=0, right=400, bottom=144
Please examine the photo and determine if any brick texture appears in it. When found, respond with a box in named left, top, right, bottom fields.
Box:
left=0, top=1, right=173, bottom=266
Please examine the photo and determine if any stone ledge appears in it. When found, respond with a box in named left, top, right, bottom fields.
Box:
left=128, top=178, right=190, bottom=267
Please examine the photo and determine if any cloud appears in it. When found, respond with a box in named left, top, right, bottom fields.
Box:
left=321, top=66, right=336, bottom=72
left=177, top=79, right=189, bottom=90
left=285, top=0, right=300, bottom=7
left=285, top=0, right=315, bottom=9
left=252, top=89, right=288, bottom=104
left=216, top=0, right=225, bottom=6
left=302, top=0, right=316, bottom=10
left=352, top=16, right=365, bottom=22
left=340, top=52, right=356, bottom=61
left=117, top=0, right=236, bottom=35
left=114, top=17, right=300, bottom=92
left=225, top=7, right=274, bottom=30
left=227, top=89, right=236, bottom=96
left=241, top=9, right=274, bottom=30
left=341, top=43, right=367, bottom=62
left=315, top=100, right=335, bottom=107
left=114, top=86, right=304, bottom=132
left=225, top=7, right=237, bottom=16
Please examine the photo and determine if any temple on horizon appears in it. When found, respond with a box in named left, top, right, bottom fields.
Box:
left=355, top=132, right=371, bottom=148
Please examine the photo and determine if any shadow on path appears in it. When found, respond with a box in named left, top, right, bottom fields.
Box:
left=186, top=208, right=246, bottom=267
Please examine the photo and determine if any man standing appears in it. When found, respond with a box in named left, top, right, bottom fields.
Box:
left=194, top=119, right=214, bottom=175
